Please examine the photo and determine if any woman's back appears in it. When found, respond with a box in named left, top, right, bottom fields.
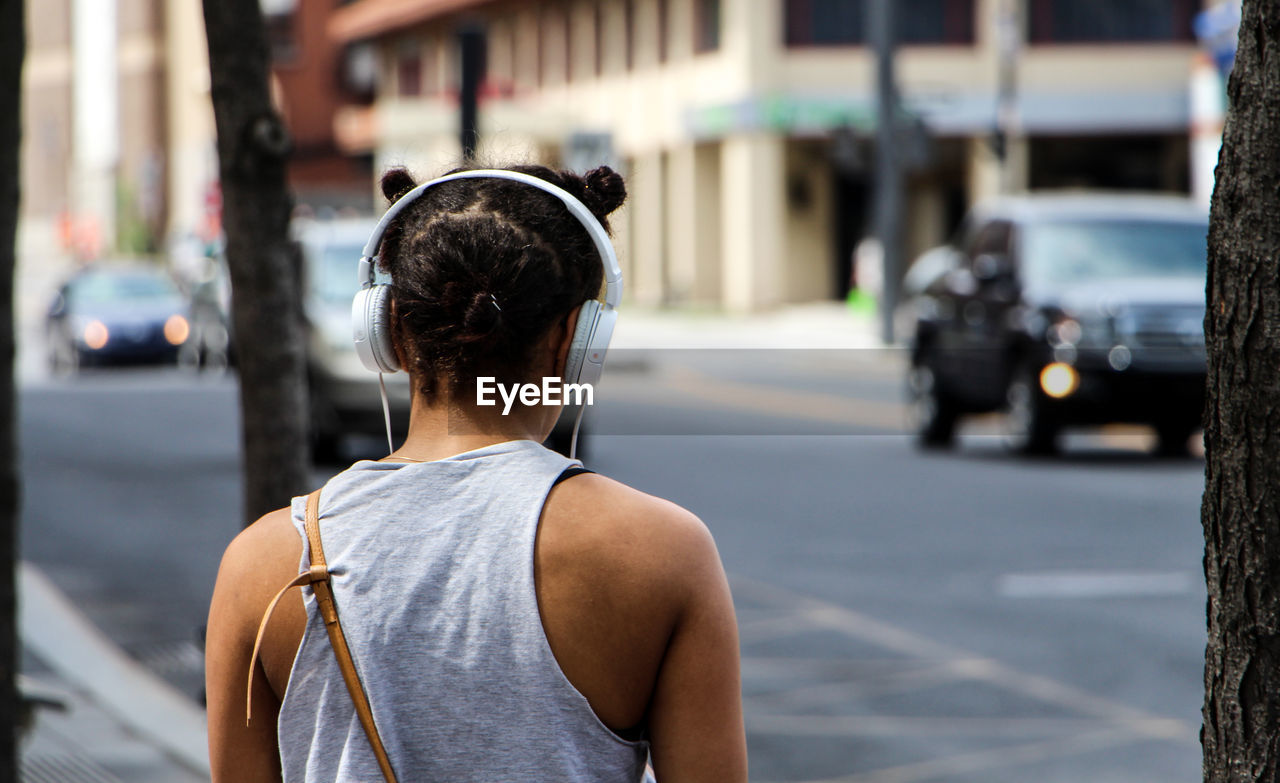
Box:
left=211, top=438, right=743, bottom=782
left=278, top=440, right=649, bottom=781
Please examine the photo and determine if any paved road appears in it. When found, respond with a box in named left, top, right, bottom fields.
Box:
left=19, top=355, right=1206, bottom=782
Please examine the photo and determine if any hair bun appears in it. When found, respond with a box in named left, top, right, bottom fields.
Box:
left=381, top=167, right=418, bottom=203
left=459, top=290, right=503, bottom=344
left=581, top=166, right=627, bottom=220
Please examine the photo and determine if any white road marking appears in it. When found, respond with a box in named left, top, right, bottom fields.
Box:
left=605, top=365, right=910, bottom=431
left=738, top=612, right=831, bottom=642
left=730, top=576, right=1197, bottom=740
left=998, top=570, right=1195, bottom=599
left=745, top=713, right=1134, bottom=738
left=743, top=658, right=1021, bottom=710
left=792, top=729, right=1140, bottom=783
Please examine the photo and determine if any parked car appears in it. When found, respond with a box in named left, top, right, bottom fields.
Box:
left=907, top=193, right=1208, bottom=455
left=46, top=263, right=192, bottom=373
left=295, top=218, right=588, bottom=460
left=297, top=218, right=413, bottom=460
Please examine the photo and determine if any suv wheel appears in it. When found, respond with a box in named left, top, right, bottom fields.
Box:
left=908, top=360, right=958, bottom=448
left=1004, top=365, right=1060, bottom=455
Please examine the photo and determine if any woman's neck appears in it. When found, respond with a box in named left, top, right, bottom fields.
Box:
left=386, top=393, right=553, bottom=464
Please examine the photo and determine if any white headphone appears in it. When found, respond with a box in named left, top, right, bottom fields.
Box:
left=352, top=169, right=623, bottom=388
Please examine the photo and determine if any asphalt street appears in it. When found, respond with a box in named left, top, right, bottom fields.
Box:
left=18, top=354, right=1207, bottom=782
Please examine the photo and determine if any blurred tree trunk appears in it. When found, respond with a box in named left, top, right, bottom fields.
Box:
left=202, top=0, right=310, bottom=524
left=1203, top=2, right=1280, bottom=781
left=0, top=0, right=19, bottom=777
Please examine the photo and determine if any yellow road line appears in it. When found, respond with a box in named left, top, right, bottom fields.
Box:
left=604, top=365, right=910, bottom=431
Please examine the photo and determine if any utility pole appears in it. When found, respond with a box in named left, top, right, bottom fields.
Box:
left=870, top=0, right=903, bottom=345
left=995, top=0, right=1022, bottom=193
left=458, top=24, right=484, bottom=162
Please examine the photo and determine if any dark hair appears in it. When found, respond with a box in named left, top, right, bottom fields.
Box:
left=376, top=163, right=627, bottom=401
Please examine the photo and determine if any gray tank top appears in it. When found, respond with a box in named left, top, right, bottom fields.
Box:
left=278, top=439, right=650, bottom=782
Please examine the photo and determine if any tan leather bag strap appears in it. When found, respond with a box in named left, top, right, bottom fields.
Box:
left=247, top=489, right=399, bottom=783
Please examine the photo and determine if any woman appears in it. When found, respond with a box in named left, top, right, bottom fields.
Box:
left=205, top=164, right=747, bottom=782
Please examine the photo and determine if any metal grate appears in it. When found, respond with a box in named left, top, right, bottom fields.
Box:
left=21, top=751, right=124, bottom=783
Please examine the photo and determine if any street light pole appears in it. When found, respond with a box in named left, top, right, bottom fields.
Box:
left=871, top=0, right=903, bottom=345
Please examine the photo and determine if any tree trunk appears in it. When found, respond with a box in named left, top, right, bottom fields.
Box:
left=0, top=0, right=20, bottom=778
left=1203, top=2, right=1280, bottom=781
left=202, top=0, right=310, bottom=524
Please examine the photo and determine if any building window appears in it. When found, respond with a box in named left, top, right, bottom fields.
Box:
left=396, top=39, right=422, bottom=97
left=342, top=43, right=378, bottom=100
left=426, top=37, right=444, bottom=96
left=537, top=6, right=570, bottom=84
left=695, top=0, right=721, bottom=52
left=903, top=0, right=975, bottom=44
left=564, top=7, right=574, bottom=82
left=785, top=0, right=862, bottom=45
left=594, top=3, right=603, bottom=75
left=784, top=0, right=974, bottom=46
left=538, top=9, right=552, bottom=85
left=624, top=0, right=636, bottom=69
left=658, top=0, right=670, bottom=62
left=1029, top=0, right=1196, bottom=43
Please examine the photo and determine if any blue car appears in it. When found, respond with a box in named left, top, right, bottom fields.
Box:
left=46, top=264, right=192, bottom=373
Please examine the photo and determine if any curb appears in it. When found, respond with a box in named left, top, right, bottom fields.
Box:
left=19, top=562, right=211, bottom=776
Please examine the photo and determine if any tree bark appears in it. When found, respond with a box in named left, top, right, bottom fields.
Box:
left=202, top=0, right=310, bottom=524
left=1203, top=2, right=1280, bottom=781
left=0, top=0, right=20, bottom=777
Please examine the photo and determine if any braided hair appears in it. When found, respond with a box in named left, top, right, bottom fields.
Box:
left=375, top=164, right=627, bottom=402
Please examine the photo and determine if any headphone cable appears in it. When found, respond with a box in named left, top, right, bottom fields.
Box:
left=568, top=403, right=587, bottom=461
left=378, top=373, right=394, bottom=455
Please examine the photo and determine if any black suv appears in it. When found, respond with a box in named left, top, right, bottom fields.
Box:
left=907, top=194, right=1208, bottom=455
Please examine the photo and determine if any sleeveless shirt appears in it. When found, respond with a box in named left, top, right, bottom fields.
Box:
left=277, top=439, right=651, bottom=782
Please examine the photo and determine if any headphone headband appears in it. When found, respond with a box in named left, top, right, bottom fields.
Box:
left=358, top=169, right=623, bottom=306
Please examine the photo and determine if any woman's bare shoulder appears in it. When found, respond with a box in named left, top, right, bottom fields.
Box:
left=214, top=507, right=304, bottom=627
left=536, top=472, right=733, bottom=732
left=541, top=473, right=722, bottom=594
left=221, top=507, right=301, bottom=572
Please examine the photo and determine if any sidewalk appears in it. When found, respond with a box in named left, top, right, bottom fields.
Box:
left=19, top=563, right=209, bottom=783
left=611, top=301, right=888, bottom=350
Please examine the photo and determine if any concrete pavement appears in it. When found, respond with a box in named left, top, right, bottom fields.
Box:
left=19, top=562, right=209, bottom=782
left=611, top=301, right=886, bottom=350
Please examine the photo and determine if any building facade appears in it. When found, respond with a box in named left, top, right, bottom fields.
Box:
left=331, top=0, right=1209, bottom=312
left=21, top=0, right=375, bottom=267
left=23, top=0, right=169, bottom=261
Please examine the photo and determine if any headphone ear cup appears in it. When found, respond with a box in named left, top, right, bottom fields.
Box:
left=576, top=306, right=615, bottom=388
left=563, top=300, right=601, bottom=385
left=352, top=285, right=401, bottom=373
